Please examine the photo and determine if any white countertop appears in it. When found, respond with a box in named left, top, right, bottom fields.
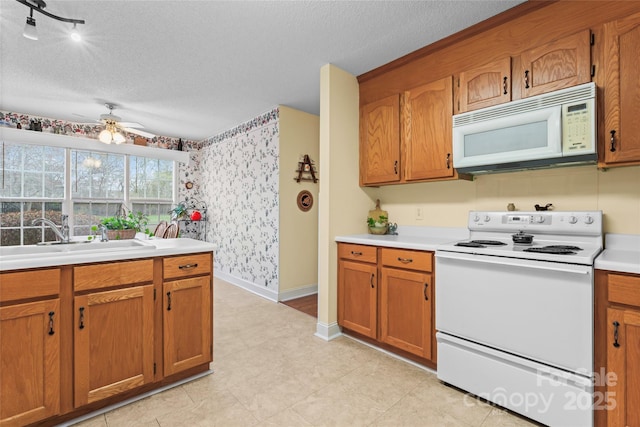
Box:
left=335, top=226, right=469, bottom=251
left=595, top=234, right=640, bottom=275
left=0, top=238, right=217, bottom=271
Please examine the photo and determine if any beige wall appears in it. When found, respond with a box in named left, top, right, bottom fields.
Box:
left=317, top=64, right=372, bottom=337
left=370, top=164, right=640, bottom=235
left=278, top=106, right=320, bottom=296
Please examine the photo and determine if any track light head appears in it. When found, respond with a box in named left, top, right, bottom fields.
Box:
left=23, top=14, right=37, bottom=40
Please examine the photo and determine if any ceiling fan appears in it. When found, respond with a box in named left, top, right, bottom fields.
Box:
left=97, top=103, right=155, bottom=144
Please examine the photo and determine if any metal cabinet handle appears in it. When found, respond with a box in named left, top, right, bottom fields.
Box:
left=446, top=153, right=451, bottom=169
left=350, top=251, right=363, bottom=256
left=397, top=257, right=413, bottom=264
left=167, top=292, right=172, bottom=311
left=370, top=273, right=375, bottom=289
left=178, top=263, right=198, bottom=270
left=48, top=311, right=55, bottom=335
left=524, top=70, right=530, bottom=89
left=79, top=307, right=85, bottom=330
left=394, top=160, right=398, bottom=175
left=613, top=321, right=620, bottom=347
left=503, top=76, right=508, bottom=95
left=610, top=130, right=617, bottom=152
left=423, top=283, right=429, bottom=301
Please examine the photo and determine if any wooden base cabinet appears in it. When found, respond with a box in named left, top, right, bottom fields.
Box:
left=595, top=270, right=640, bottom=427
left=338, top=244, right=378, bottom=339
left=73, top=285, right=155, bottom=407
left=0, top=268, right=61, bottom=427
left=162, top=253, right=213, bottom=377
left=338, top=243, right=436, bottom=366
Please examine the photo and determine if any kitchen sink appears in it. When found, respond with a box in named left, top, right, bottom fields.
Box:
left=0, top=239, right=153, bottom=258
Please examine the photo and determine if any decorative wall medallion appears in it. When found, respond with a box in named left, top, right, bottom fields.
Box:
left=185, top=181, right=193, bottom=189
left=297, top=190, right=313, bottom=212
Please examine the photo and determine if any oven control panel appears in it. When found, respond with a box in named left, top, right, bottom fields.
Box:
left=469, top=211, right=602, bottom=235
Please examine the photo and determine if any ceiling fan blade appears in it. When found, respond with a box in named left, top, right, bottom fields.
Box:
left=118, top=121, right=144, bottom=128
left=123, top=127, right=155, bottom=139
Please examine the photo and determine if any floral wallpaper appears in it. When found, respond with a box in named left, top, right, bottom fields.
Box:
left=197, top=108, right=280, bottom=292
left=0, top=111, right=200, bottom=150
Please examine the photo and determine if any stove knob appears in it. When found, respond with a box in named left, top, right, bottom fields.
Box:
left=473, top=214, right=480, bottom=222
left=533, top=215, right=544, bottom=224
left=484, top=215, right=491, bottom=222
left=584, top=215, right=594, bottom=224
left=568, top=216, right=578, bottom=224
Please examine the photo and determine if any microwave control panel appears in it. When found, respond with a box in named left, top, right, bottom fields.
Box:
left=562, top=98, right=595, bottom=155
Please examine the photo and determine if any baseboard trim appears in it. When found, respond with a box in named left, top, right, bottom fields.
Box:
left=279, top=284, right=318, bottom=302
left=215, top=271, right=279, bottom=302
left=315, top=321, right=342, bottom=341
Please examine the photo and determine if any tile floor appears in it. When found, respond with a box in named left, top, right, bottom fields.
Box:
left=73, top=279, right=538, bottom=427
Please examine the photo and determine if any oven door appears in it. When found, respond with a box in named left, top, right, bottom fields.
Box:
left=435, top=250, right=593, bottom=374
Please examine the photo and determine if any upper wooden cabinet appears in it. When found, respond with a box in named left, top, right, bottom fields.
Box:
left=458, top=57, right=511, bottom=113
left=404, top=76, right=454, bottom=181
left=602, top=13, right=640, bottom=166
left=518, top=29, right=591, bottom=98
left=360, top=94, right=401, bottom=185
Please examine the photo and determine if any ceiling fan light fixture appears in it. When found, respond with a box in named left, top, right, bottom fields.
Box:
left=70, top=23, right=81, bottom=42
left=23, top=15, right=37, bottom=40
left=113, top=132, right=126, bottom=144
left=98, top=129, right=113, bottom=144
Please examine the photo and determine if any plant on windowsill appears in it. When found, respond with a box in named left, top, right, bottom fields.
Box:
left=100, top=211, right=150, bottom=240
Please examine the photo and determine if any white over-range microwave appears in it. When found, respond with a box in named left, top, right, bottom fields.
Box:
left=452, top=82, right=596, bottom=174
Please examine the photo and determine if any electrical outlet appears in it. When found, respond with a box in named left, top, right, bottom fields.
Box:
left=416, top=206, right=424, bottom=220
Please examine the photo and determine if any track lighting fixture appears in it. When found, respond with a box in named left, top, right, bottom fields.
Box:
left=16, top=0, right=85, bottom=41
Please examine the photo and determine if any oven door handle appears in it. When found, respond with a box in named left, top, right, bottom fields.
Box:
left=436, top=251, right=591, bottom=275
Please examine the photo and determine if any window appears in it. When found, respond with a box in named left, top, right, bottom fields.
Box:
left=0, top=142, right=176, bottom=245
left=130, top=156, right=174, bottom=231
left=71, top=150, right=125, bottom=236
left=0, top=143, right=65, bottom=245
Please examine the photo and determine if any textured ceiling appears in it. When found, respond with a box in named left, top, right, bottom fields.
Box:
left=0, top=0, right=524, bottom=141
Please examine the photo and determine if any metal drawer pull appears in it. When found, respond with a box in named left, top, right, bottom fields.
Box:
left=423, top=283, right=429, bottom=301
left=613, top=321, right=620, bottom=348
left=370, top=273, right=375, bottom=289
left=48, top=311, right=55, bottom=335
left=178, top=263, right=198, bottom=270
left=167, top=292, right=172, bottom=311
left=397, top=257, right=413, bottom=264
left=610, top=130, right=616, bottom=152
left=78, top=307, right=85, bottom=330
left=350, top=251, right=363, bottom=256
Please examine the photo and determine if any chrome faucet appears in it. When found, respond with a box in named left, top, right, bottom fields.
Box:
left=98, top=224, right=109, bottom=242
left=32, top=214, right=70, bottom=243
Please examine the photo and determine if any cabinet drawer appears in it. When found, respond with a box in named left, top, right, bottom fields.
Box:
left=74, top=259, right=153, bottom=292
left=381, top=248, right=432, bottom=272
left=608, top=274, right=640, bottom=307
left=0, top=268, right=60, bottom=303
left=338, top=243, right=377, bottom=263
left=163, top=253, right=212, bottom=280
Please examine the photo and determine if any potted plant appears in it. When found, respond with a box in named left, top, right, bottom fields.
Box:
left=367, top=214, right=388, bottom=235
left=100, top=211, right=149, bottom=240
left=170, top=203, right=187, bottom=221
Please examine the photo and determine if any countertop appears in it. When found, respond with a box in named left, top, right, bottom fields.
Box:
left=595, top=233, right=640, bottom=275
left=335, top=226, right=468, bottom=251
left=0, top=238, right=217, bottom=272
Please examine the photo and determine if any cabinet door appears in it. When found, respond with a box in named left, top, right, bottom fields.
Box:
left=380, top=268, right=432, bottom=359
left=603, top=14, right=640, bottom=164
left=404, top=76, right=454, bottom=181
left=0, top=299, right=60, bottom=427
left=458, top=57, right=511, bottom=113
left=519, top=29, right=591, bottom=98
left=163, top=276, right=212, bottom=376
left=74, top=285, right=154, bottom=407
left=607, top=307, right=640, bottom=427
left=338, top=260, right=377, bottom=339
left=360, top=94, right=401, bottom=185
